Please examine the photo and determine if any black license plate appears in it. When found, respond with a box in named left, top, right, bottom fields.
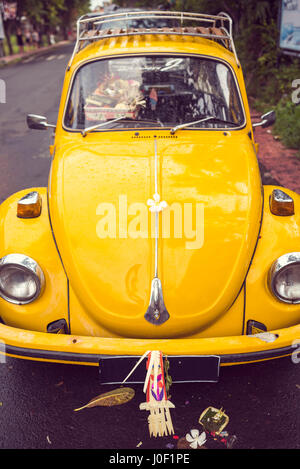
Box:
left=99, top=355, right=220, bottom=384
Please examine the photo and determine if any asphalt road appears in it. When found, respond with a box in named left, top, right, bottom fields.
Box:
left=0, top=43, right=299, bottom=450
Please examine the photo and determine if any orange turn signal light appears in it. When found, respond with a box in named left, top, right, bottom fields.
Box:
left=270, top=189, right=294, bottom=216
left=17, top=191, right=42, bottom=218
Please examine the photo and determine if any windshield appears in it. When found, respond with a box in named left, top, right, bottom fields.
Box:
left=64, top=55, right=245, bottom=131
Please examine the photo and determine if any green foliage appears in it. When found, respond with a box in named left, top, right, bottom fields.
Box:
left=2, top=0, right=91, bottom=48
left=273, top=101, right=300, bottom=150
left=13, top=0, right=91, bottom=32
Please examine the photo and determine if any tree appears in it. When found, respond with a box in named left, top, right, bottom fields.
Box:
left=59, top=0, right=91, bottom=40
left=1, top=0, right=91, bottom=54
left=15, top=0, right=91, bottom=46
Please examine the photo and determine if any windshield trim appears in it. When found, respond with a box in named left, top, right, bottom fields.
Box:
left=62, top=52, right=247, bottom=134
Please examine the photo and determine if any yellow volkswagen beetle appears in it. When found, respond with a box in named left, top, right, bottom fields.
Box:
left=0, top=11, right=299, bottom=381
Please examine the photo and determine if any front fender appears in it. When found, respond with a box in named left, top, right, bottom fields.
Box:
left=0, top=188, right=68, bottom=332
left=245, top=185, right=300, bottom=332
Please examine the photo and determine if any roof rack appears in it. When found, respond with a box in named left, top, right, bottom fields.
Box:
left=68, top=10, right=239, bottom=70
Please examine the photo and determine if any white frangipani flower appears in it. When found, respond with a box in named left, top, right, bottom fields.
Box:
left=186, top=429, right=207, bottom=449
left=147, top=193, right=168, bottom=213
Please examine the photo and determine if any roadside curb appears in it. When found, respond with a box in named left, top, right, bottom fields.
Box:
left=0, top=40, right=73, bottom=68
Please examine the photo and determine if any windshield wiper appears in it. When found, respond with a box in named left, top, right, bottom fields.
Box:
left=81, top=115, right=127, bottom=137
left=170, top=116, right=240, bottom=135
left=81, top=117, right=164, bottom=136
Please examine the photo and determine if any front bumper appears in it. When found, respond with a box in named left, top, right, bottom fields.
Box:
left=0, top=322, right=299, bottom=366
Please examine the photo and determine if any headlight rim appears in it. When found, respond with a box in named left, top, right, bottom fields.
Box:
left=269, top=252, right=300, bottom=304
left=0, top=254, right=45, bottom=305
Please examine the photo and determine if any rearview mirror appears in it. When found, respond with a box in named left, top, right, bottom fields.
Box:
left=27, top=114, right=56, bottom=131
left=252, top=110, right=276, bottom=129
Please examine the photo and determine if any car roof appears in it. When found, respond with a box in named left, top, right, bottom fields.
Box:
left=71, top=34, right=237, bottom=71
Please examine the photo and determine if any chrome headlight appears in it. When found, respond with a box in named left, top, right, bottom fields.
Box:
left=269, top=253, right=300, bottom=304
left=0, top=254, right=45, bottom=305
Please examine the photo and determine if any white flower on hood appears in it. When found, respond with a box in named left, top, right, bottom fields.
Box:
left=147, top=193, right=168, bottom=213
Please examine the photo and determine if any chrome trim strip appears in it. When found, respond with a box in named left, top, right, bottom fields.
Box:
left=2, top=343, right=295, bottom=365
left=154, top=138, right=158, bottom=278
left=145, top=278, right=170, bottom=325
left=145, top=139, right=170, bottom=325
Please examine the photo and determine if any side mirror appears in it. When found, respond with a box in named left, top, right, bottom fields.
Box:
left=27, top=114, right=56, bottom=131
left=252, top=110, right=276, bottom=129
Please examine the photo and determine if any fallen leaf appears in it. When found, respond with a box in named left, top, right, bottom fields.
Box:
left=136, top=441, right=143, bottom=448
left=74, top=387, right=135, bottom=411
left=46, top=435, right=52, bottom=445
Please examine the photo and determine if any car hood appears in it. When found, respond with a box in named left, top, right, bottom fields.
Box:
left=49, top=131, right=262, bottom=338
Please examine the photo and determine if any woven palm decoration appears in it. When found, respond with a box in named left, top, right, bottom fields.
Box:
left=122, top=350, right=175, bottom=437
